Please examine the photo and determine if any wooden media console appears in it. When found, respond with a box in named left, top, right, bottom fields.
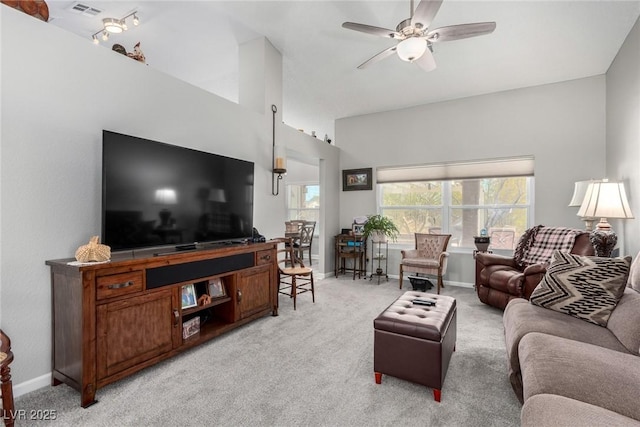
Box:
left=46, top=242, right=277, bottom=407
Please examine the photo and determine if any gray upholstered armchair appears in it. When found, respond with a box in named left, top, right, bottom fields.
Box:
left=400, top=233, right=451, bottom=294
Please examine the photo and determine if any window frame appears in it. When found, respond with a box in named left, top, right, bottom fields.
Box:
left=286, top=182, right=320, bottom=234
left=377, top=177, right=534, bottom=252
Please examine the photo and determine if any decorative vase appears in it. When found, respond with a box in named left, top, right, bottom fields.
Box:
left=474, top=236, right=491, bottom=252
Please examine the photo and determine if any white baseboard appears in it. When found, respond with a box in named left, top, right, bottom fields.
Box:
left=391, top=274, right=474, bottom=289
left=444, top=280, right=474, bottom=289
left=14, top=373, right=51, bottom=398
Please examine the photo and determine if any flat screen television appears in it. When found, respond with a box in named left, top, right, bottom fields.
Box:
left=102, top=130, right=254, bottom=251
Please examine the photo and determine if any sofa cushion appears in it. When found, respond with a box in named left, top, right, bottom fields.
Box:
left=529, top=251, right=631, bottom=326
left=503, top=298, right=629, bottom=402
left=519, top=332, right=640, bottom=421
left=521, top=394, right=640, bottom=427
left=607, top=287, right=640, bottom=355
left=628, top=253, right=640, bottom=292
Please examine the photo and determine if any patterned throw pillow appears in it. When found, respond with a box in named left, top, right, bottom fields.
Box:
left=530, top=251, right=631, bottom=326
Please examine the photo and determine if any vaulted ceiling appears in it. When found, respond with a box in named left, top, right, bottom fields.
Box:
left=46, top=1, right=640, bottom=140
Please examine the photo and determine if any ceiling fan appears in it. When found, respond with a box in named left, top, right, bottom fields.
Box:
left=342, top=0, right=496, bottom=72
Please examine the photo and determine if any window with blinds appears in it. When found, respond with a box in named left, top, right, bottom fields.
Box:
left=376, top=157, right=534, bottom=249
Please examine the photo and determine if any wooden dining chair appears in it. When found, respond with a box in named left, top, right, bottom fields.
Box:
left=1, top=329, right=15, bottom=427
left=276, top=237, right=315, bottom=310
left=297, top=221, right=316, bottom=265
left=284, top=220, right=304, bottom=261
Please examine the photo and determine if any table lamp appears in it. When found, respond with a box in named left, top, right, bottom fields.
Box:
left=569, top=180, right=599, bottom=231
left=577, top=180, right=634, bottom=257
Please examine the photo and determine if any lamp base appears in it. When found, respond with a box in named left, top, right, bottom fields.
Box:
left=580, top=217, right=595, bottom=231
left=589, top=229, right=617, bottom=258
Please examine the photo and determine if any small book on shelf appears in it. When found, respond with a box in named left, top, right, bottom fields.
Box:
left=182, top=316, right=200, bottom=339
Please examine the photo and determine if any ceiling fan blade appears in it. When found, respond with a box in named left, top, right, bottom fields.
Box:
left=411, top=0, right=443, bottom=30
left=415, top=49, right=436, bottom=72
left=342, top=22, right=399, bottom=38
left=427, top=22, right=496, bottom=42
left=357, top=46, right=398, bottom=69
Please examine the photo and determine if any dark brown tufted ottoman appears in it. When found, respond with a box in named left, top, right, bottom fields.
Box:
left=374, top=291, right=457, bottom=402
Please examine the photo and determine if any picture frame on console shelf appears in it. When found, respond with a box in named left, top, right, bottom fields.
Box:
left=181, top=284, right=198, bottom=309
left=342, top=168, right=372, bottom=191
left=208, top=278, right=226, bottom=298
left=182, top=316, right=200, bottom=340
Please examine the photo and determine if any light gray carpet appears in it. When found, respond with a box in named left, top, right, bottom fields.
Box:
left=16, top=277, right=521, bottom=426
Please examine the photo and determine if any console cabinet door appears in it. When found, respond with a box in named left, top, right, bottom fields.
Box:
left=96, top=289, right=178, bottom=380
left=236, top=265, right=272, bottom=320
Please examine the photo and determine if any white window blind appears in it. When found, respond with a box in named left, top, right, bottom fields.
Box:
left=376, top=156, right=535, bottom=184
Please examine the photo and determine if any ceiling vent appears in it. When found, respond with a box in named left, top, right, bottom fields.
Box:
left=67, top=2, right=103, bottom=17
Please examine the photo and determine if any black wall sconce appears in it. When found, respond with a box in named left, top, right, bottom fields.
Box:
left=271, top=104, right=286, bottom=196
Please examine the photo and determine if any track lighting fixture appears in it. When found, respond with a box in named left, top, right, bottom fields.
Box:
left=102, top=17, right=124, bottom=34
left=91, top=11, right=140, bottom=44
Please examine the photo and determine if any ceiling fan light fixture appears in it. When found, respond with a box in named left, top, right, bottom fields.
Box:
left=103, top=18, right=124, bottom=34
left=397, top=37, right=427, bottom=62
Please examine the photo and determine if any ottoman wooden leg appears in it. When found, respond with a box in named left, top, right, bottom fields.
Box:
left=375, top=372, right=382, bottom=384
left=433, top=389, right=441, bottom=402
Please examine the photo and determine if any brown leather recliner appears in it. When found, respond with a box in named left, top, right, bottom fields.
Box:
left=475, top=227, right=594, bottom=310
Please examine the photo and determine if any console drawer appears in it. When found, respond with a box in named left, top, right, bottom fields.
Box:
left=256, top=250, right=273, bottom=266
left=97, top=271, right=144, bottom=300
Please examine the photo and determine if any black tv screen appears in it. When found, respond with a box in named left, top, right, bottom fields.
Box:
left=102, top=130, right=254, bottom=251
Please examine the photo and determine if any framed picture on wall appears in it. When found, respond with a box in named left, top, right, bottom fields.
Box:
left=342, top=168, right=372, bottom=191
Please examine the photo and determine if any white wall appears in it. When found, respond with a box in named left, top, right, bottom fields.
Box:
left=0, top=7, right=339, bottom=389
left=606, top=16, right=640, bottom=258
left=336, top=76, right=607, bottom=284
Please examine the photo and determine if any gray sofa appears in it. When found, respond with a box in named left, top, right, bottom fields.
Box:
left=503, top=257, right=640, bottom=425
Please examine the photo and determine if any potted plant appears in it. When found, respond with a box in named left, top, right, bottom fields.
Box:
left=362, top=214, right=399, bottom=243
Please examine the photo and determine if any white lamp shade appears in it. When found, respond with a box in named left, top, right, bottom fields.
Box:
left=577, top=181, right=634, bottom=219
left=154, top=188, right=178, bottom=205
left=397, top=38, right=427, bottom=62
left=569, top=180, right=596, bottom=207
